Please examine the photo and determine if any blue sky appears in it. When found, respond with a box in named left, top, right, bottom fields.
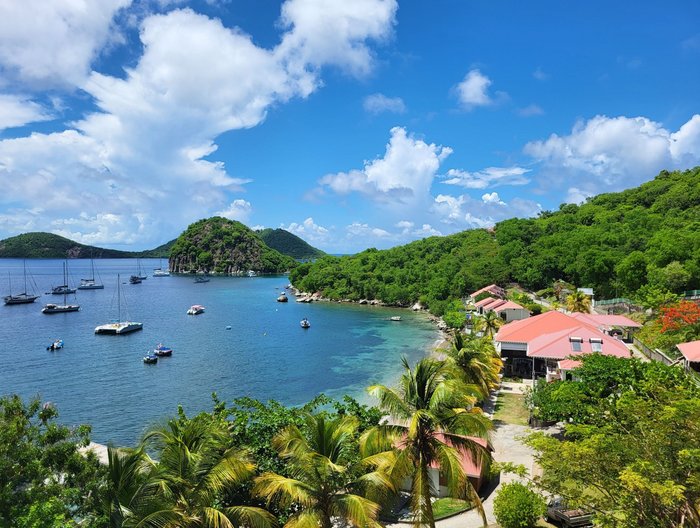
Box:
left=0, top=0, right=699, bottom=252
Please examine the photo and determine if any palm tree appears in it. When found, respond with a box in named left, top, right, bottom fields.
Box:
left=566, top=290, right=592, bottom=313
left=477, top=310, right=503, bottom=338
left=108, top=413, right=276, bottom=528
left=362, top=357, right=492, bottom=528
left=441, top=332, right=503, bottom=398
left=253, top=413, right=391, bottom=528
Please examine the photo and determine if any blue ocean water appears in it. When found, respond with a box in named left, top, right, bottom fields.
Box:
left=0, top=258, right=438, bottom=445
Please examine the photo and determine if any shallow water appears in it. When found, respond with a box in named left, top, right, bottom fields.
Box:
left=0, top=258, right=438, bottom=445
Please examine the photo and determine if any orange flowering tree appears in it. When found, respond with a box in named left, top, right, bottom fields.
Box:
left=660, top=300, right=700, bottom=335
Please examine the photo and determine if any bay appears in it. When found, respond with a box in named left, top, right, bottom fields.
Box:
left=0, top=258, right=438, bottom=446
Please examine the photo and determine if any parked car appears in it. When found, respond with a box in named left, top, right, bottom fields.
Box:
left=547, top=497, right=594, bottom=527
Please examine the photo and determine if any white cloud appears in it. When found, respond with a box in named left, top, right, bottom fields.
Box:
left=0, top=2, right=398, bottom=246
left=517, top=104, right=544, bottom=117
left=395, top=220, right=414, bottom=230
left=346, top=222, right=390, bottom=239
left=533, top=67, right=549, bottom=81
left=0, top=0, right=130, bottom=88
left=363, top=93, right=406, bottom=114
left=0, top=94, right=52, bottom=130
left=524, top=114, right=700, bottom=201
left=482, top=192, right=505, bottom=205
left=283, top=217, right=330, bottom=244
left=456, top=69, right=503, bottom=109
left=320, top=126, right=452, bottom=206
left=216, top=199, right=252, bottom=222
left=443, top=166, right=530, bottom=189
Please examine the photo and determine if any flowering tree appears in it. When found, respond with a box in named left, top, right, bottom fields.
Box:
left=660, top=300, right=700, bottom=333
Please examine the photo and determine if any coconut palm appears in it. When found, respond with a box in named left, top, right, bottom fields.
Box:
left=441, top=332, right=503, bottom=398
left=477, top=310, right=503, bottom=338
left=362, top=357, right=492, bottom=528
left=108, top=413, right=276, bottom=528
left=253, top=413, right=392, bottom=528
left=566, top=290, right=592, bottom=313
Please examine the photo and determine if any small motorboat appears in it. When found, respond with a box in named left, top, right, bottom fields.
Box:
left=194, top=276, right=210, bottom=283
left=47, top=339, right=63, bottom=351
left=154, top=344, right=173, bottom=357
left=143, top=354, right=158, bottom=364
left=187, top=304, right=205, bottom=315
left=300, top=318, right=311, bottom=329
left=277, top=292, right=288, bottom=302
left=390, top=316, right=402, bottom=321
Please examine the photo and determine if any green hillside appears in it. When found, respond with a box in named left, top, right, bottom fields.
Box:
left=257, top=228, right=324, bottom=260
left=169, top=217, right=297, bottom=274
left=290, top=167, right=700, bottom=314
left=0, top=232, right=174, bottom=259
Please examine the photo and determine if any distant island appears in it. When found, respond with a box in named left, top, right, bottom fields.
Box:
left=256, top=228, right=325, bottom=260
left=169, top=217, right=297, bottom=274
left=0, top=232, right=176, bottom=259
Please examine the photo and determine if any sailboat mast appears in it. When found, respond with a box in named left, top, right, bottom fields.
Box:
left=117, top=274, right=121, bottom=322
left=23, top=260, right=27, bottom=294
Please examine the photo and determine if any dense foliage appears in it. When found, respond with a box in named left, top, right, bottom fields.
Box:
left=257, top=228, right=325, bottom=260
left=0, top=395, right=105, bottom=527
left=0, top=232, right=174, bottom=258
left=492, top=482, right=546, bottom=528
left=290, top=167, right=700, bottom=314
left=169, top=217, right=298, bottom=274
left=527, top=355, right=700, bottom=527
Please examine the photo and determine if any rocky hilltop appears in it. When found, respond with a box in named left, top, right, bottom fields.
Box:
left=169, top=217, right=297, bottom=274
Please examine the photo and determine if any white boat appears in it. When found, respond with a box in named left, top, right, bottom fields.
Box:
left=390, top=316, right=402, bottom=321
left=4, top=261, right=40, bottom=305
left=247, top=270, right=257, bottom=277
left=43, top=262, right=80, bottom=314
left=300, top=317, right=311, bottom=328
left=78, top=259, right=104, bottom=289
left=95, top=275, right=143, bottom=335
left=187, top=304, right=205, bottom=315
left=153, top=259, right=170, bottom=276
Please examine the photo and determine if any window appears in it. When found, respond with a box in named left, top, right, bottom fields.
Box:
left=570, top=336, right=582, bottom=352
left=590, top=337, right=603, bottom=352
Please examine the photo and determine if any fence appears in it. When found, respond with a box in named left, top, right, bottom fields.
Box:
left=597, top=297, right=634, bottom=306
left=632, top=337, right=676, bottom=366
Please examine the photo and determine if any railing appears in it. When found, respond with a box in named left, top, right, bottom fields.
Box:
left=633, top=337, right=676, bottom=366
left=596, top=297, right=634, bottom=306
left=682, top=290, right=700, bottom=299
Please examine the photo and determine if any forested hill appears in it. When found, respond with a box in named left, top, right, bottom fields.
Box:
left=0, top=232, right=174, bottom=258
left=290, top=167, right=700, bottom=314
left=257, top=228, right=325, bottom=260
left=169, top=217, right=298, bottom=274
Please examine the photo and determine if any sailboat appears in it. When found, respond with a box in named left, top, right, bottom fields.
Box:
left=50, top=260, right=77, bottom=295
left=3, top=261, right=40, bottom=305
left=95, top=274, right=143, bottom=334
left=153, top=258, right=170, bottom=277
left=136, top=258, right=147, bottom=280
left=78, top=259, right=104, bottom=290
left=42, top=262, right=80, bottom=314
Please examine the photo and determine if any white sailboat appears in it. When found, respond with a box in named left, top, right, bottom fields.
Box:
left=42, top=262, right=80, bottom=314
left=78, top=259, right=104, bottom=290
left=3, top=260, right=40, bottom=305
left=95, top=274, right=143, bottom=334
left=153, top=258, right=170, bottom=277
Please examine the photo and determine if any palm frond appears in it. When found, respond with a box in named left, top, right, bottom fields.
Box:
left=253, top=472, right=315, bottom=509
left=331, top=493, right=381, bottom=528
left=224, top=506, right=278, bottom=528
left=283, top=511, right=322, bottom=528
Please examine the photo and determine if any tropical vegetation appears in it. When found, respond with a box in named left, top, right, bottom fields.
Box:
left=492, top=482, right=546, bottom=528
left=256, top=228, right=324, bottom=260
left=440, top=332, right=502, bottom=398
left=291, top=167, right=700, bottom=314
left=170, top=217, right=298, bottom=274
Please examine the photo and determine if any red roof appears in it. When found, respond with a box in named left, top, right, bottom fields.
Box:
left=475, top=296, right=498, bottom=308
left=482, top=298, right=508, bottom=311
left=557, top=359, right=583, bottom=371
left=569, top=313, right=642, bottom=329
left=496, top=311, right=630, bottom=360
left=494, top=300, right=527, bottom=312
left=426, top=434, right=491, bottom=478
left=470, top=284, right=505, bottom=299
left=677, top=340, right=700, bottom=362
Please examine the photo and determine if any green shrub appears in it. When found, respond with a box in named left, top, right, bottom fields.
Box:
left=493, top=482, right=546, bottom=528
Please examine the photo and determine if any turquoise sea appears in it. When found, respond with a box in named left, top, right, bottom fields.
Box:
left=0, top=258, right=438, bottom=446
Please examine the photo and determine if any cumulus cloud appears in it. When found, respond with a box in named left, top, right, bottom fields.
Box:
left=524, top=114, right=700, bottom=201
left=319, top=126, right=452, bottom=206
left=216, top=199, right=252, bottom=221
left=482, top=192, right=505, bottom=205
left=363, top=93, right=406, bottom=114
left=346, top=222, right=390, bottom=239
left=0, top=94, right=52, bottom=130
left=0, top=1, right=398, bottom=246
left=455, top=69, right=505, bottom=109
left=432, top=193, right=540, bottom=229
left=283, top=217, right=330, bottom=244
left=443, top=166, right=530, bottom=189
left=0, top=0, right=130, bottom=88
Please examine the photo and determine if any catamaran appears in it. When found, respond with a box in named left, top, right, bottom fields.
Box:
left=95, top=274, right=143, bottom=334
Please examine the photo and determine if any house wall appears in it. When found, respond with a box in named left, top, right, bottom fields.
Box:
left=498, top=308, right=530, bottom=323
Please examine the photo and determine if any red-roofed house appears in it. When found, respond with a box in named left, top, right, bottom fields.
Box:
left=495, top=311, right=632, bottom=380
left=474, top=297, right=530, bottom=323
left=677, top=340, right=700, bottom=373
left=469, top=284, right=506, bottom=302
left=569, top=313, right=641, bottom=340
left=400, top=435, right=492, bottom=496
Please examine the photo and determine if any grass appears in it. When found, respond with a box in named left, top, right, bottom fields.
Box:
left=492, top=392, right=529, bottom=426
left=432, top=498, right=472, bottom=519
